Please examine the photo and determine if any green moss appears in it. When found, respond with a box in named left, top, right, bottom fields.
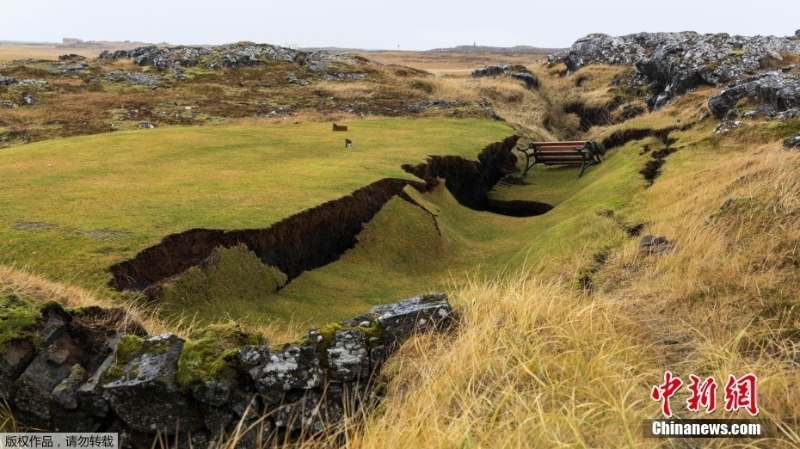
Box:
left=175, top=323, right=263, bottom=390
left=114, top=335, right=144, bottom=364
left=38, top=300, right=66, bottom=316
left=0, top=294, right=41, bottom=352
left=313, top=323, right=343, bottom=369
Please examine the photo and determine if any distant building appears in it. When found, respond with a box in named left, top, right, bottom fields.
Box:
left=62, top=38, right=83, bottom=45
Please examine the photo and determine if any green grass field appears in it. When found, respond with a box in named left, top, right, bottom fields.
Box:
left=0, top=115, right=651, bottom=327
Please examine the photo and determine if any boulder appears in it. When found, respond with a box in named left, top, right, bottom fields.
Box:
left=22, top=93, right=36, bottom=106
left=509, top=72, right=539, bottom=89
left=707, top=72, right=800, bottom=118
left=784, top=135, right=800, bottom=148
left=472, top=65, right=509, bottom=77
left=0, top=76, right=17, bottom=86
left=349, top=293, right=453, bottom=346
left=640, top=235, right=673, bottom=255
left=138, top=122, right=155, bottom=129
left=102, top=333, right=196, bottom=434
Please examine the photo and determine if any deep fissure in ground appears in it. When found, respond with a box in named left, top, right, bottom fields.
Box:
left=110, top=136, right=553, bottom=294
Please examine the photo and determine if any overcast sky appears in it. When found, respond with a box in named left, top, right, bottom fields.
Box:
left=2, top=1, right=798, bottom=50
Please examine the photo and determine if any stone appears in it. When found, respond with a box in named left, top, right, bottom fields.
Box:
left=472, top=65, right=509, bottom=77
left=551, top=32, right=800, bottom=110
left=76, top=354, right=114, bottom=417
left=192, top=380, right=232, bottom=407
left=102, top=333, right=196, bottom=434
left=138, top=122, right=155, bottom=129
left=18, top=79, right=48, bottom=88
left=41, top=315, right=67, bottom=346
left=51, top=364, right=87, bottom=409
left=204, top=407, right=234, bottom=436
left=286, top=72, right=308, bottom=85
left=784, top=135, right=800, bottom=148
left=714, top=120, right=743, bottom=134
left=509, top=71, right=539, bottom=89
left=237, top=345, right=269, bottom=367
left=14, top=333, right=86, bottom=420
left=708, top=72, right=800, bottom=118
left=370, top=293, right=452, bottom=345
left=0, top=76, right=17, bottom=86
left=22, top=93, right=36, bottom=106
left=0, top=340, right=36, bottom=399
left=327, top=330, right=369, bottom=381
left=248, top=345, right=322, bottom=395
left=639, top=235, right=673, bottom=255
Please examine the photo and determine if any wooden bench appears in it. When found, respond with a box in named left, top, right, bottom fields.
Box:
left=516, top=140, right=603, bottom=177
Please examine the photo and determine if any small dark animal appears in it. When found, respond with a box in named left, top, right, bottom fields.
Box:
left=333, top=123, right=348, bottom=131
left=345, top=139, right=352, bottom=148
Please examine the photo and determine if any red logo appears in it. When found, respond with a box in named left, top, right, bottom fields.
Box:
left=651, top=372, right=758, bottom=417
left=724, top=374, right=759, bottom=416
left=686, top=374, right=717, bottom=413
left=651, top=371, right=683, bottom=417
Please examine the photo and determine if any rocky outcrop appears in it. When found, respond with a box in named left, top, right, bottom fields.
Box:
left=0, top=294, right=453, bottom=445
left=0, top=76, right=17, bottom=86
left=550, top=32, right=800, bottom=111
left=98, top=43, right=365, bottom=72
left=707, top=72, right=800, bottom=118
left=104, top=71, right=161, bottom=88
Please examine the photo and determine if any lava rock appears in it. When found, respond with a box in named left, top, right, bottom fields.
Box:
left=18, top=79, right=49, bottom=88
left=552, top=32, right=800, bottom=110
left=51, top=364, right=87, bottom=409
left=707, top=72, right=800, bottom=118
left=509, top=71, right=539, bottom=89
left=327, top=330, right=369, bottom=381
left=248, top=345, right=323, bottom=396
left=102, top=333, right=195, bottom=434
left=472, top=65, right=509, bottom=77
left=640, top=235, right=673, bottom=255
left=714, top=120, right=743, bottom=134
left=14, top=332, right=86, bottom=420
left=784, top=135, right=800, bottom=148
left=0, top=340, right=36, bottom=399
left=349, top=293, right=453, bottom=347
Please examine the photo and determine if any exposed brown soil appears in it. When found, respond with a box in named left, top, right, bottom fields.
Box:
left=402, top=135, right=553, bottom=216
left=600, top=127, right=676, bottom=151
left=109, top=178, right=429, bottom=292
left=564, top=101, right=611, bottom=132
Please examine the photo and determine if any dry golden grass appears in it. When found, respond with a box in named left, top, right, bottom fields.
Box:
left=0, top=264, right=302, bottom=345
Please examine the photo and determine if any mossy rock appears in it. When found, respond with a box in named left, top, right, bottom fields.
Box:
left=176, top=323, right=263, bottom=390
left=0, top=294, right=41, bottom=352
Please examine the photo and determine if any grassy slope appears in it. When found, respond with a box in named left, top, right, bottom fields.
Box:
left=359, top=69, right=800, bottom=447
